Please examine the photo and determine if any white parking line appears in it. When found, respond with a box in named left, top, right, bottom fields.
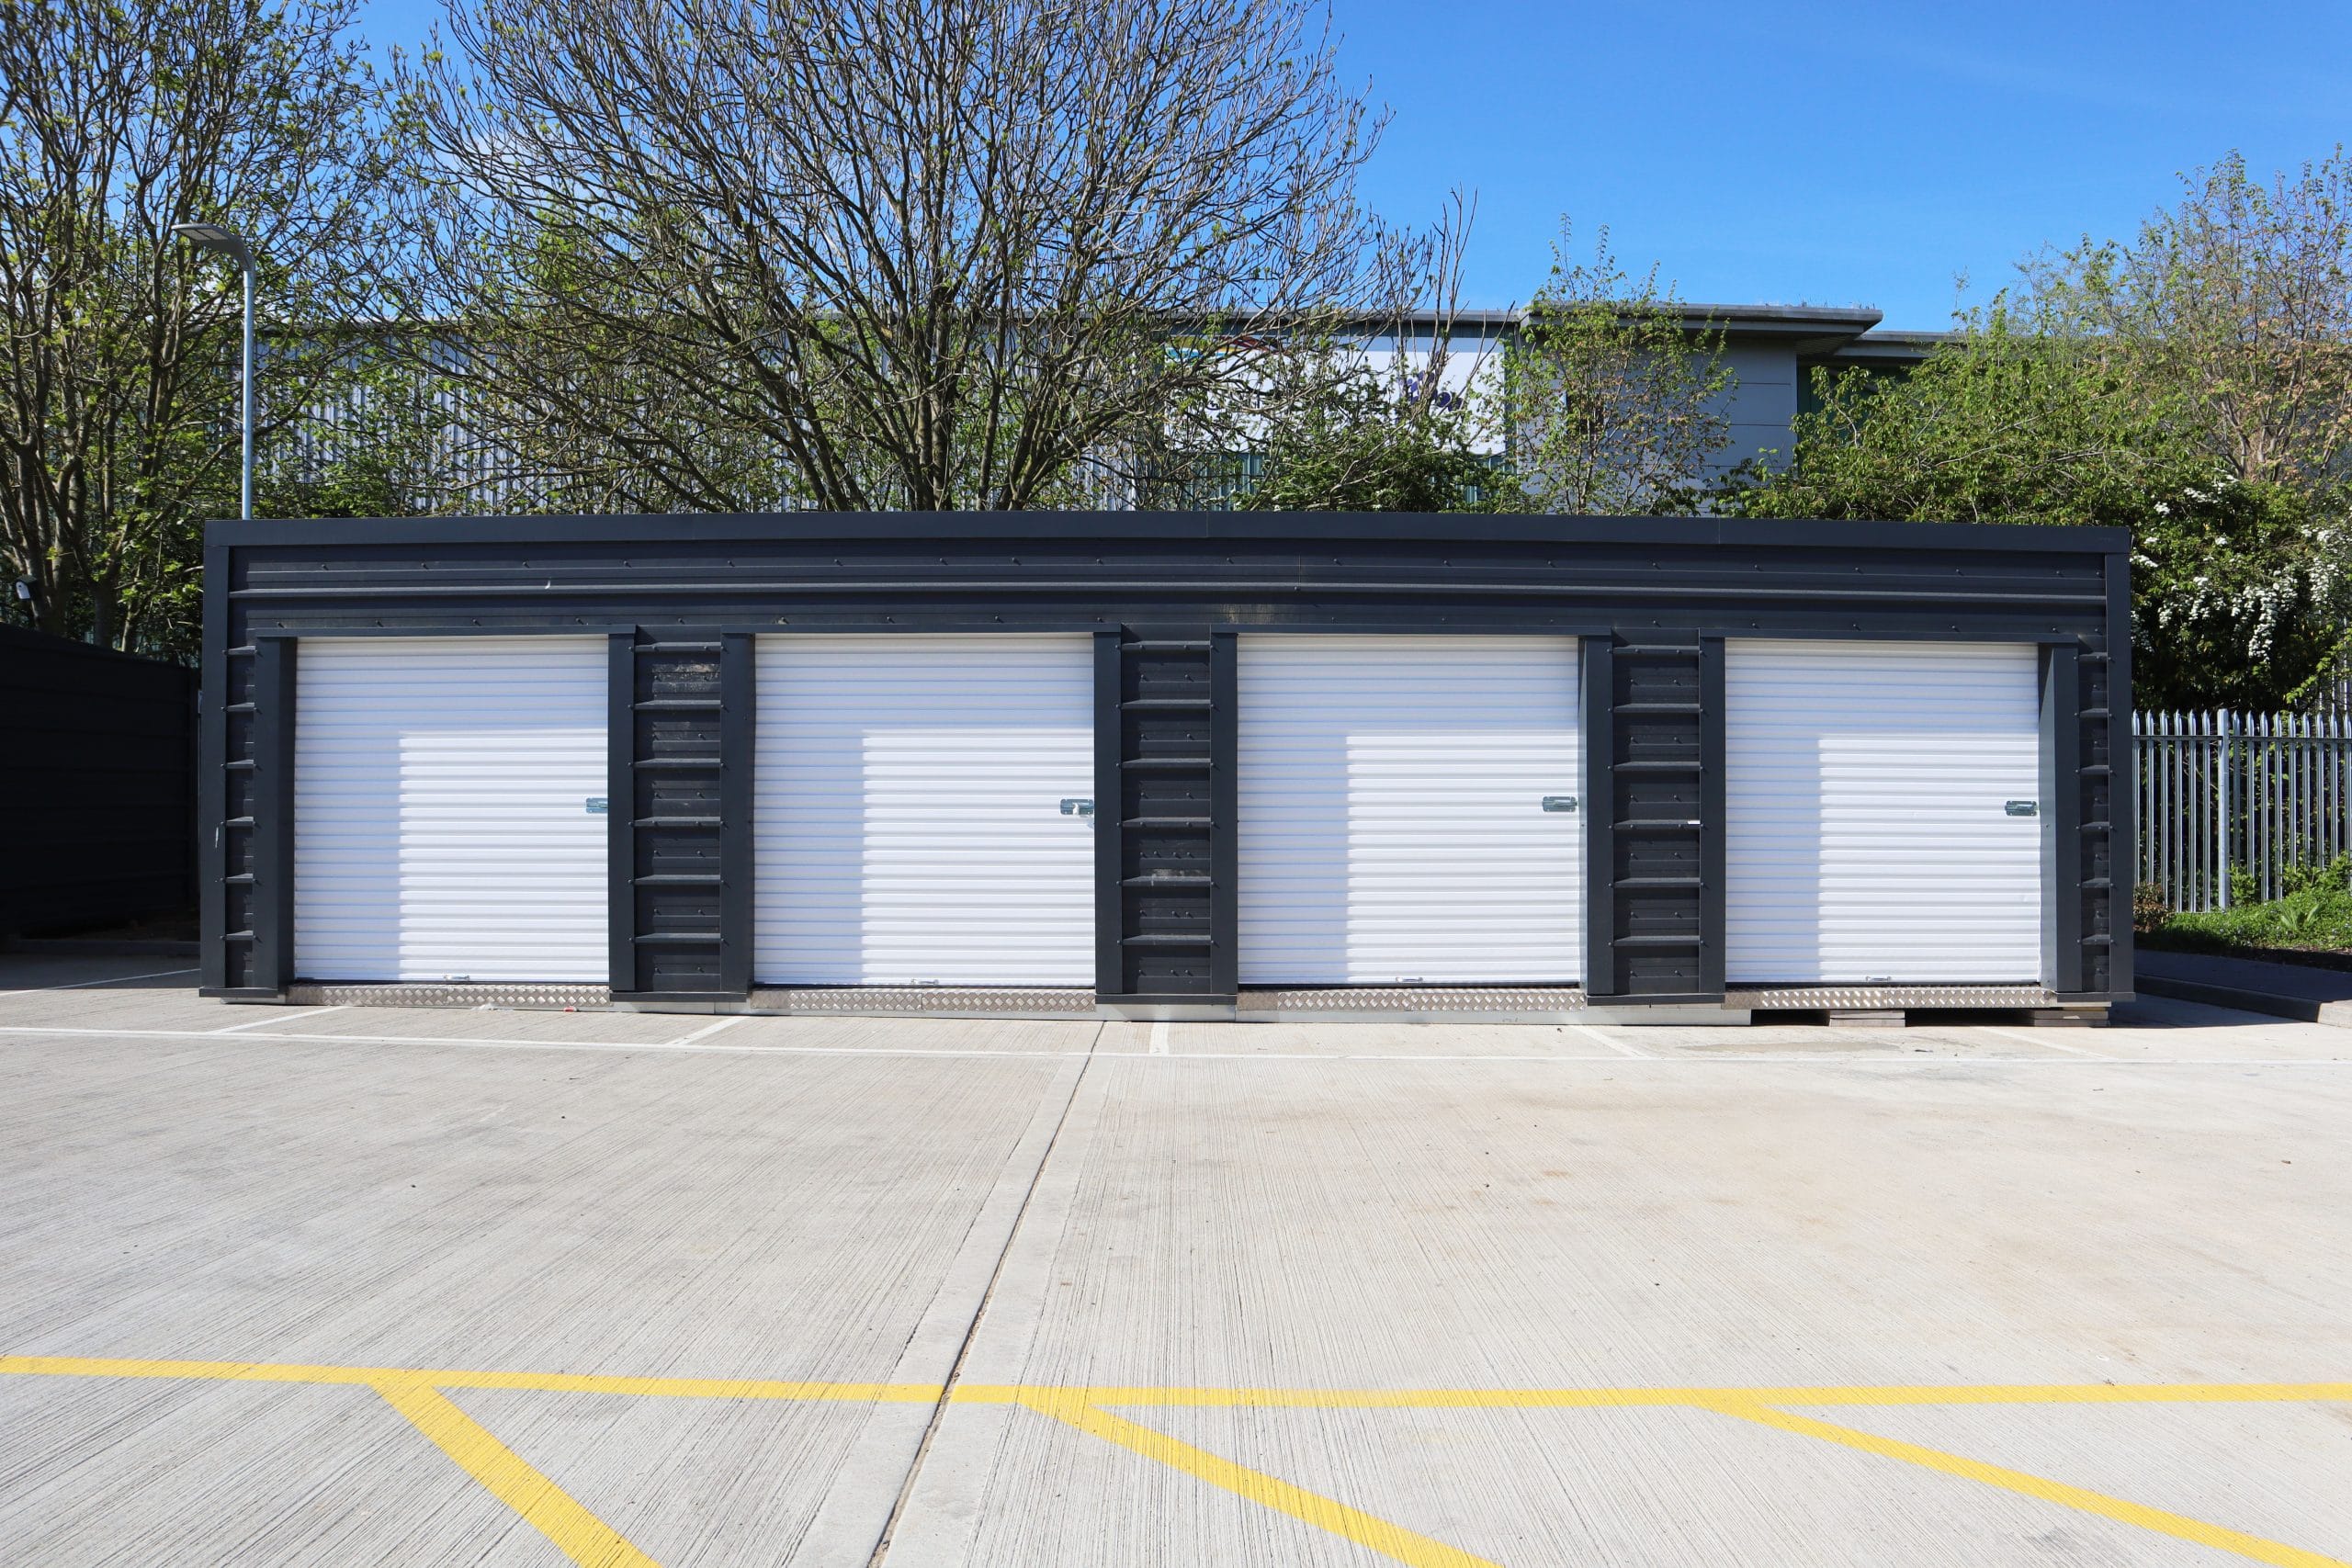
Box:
left=0, top=966, right=199, bottom=998
left=666, top=1015, right=748, bottom=1046
left=211, top=1005, right=349, bottom=1034
left=1564, top=1022, right=1654, bottom=1058
left=1150, top=1021, right=1171, bottom=1055
left=1973, top=1024, right=2117, bottom=1059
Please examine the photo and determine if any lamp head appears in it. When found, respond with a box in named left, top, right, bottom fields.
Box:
left=171, top=222, right=253, bottom=270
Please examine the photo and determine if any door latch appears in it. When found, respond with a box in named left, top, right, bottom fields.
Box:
left=1061, top=798, right=1094, bottom=818
left=2005, top=799, right=2038, bottom=817
left=1542, top=795, right=1578, bottom=813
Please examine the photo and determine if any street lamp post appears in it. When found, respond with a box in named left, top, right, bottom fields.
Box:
left=171, top=223, right=255, bottom=521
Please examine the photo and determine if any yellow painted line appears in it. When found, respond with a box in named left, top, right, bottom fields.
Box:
left=1022, top=1393, right=1503, bottom=1568
left=375, top=1379, right=659, bottom=1568
left=1, top=1355, right=2348, bottom=1413
left=3, top=1356, right=2350, bottom=1411
left=8, top=1353, right=2351, bottom=1568
left=1711, top=1401, right=2349, bottom=1568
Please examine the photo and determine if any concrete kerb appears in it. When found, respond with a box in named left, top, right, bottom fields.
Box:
left=2135, top=973, right=2352, bottom=1027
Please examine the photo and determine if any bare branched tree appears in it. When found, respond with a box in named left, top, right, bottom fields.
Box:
left=389, top=0, right=1389, bottom=511
left=1238, top=190, right=1518, bottom=512
left=0, top=0, right=394, bottom=653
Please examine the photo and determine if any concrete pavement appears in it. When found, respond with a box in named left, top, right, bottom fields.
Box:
left=1, top=959, right=2348, bottom=1565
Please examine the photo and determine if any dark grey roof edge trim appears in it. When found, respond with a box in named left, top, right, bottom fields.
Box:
left=207, top=512, right=2132, bottom=556
left=1814, top=329, right=1963, bottom=366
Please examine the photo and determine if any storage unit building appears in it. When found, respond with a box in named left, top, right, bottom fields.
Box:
left=200, top=513, right=2131, bottom=1020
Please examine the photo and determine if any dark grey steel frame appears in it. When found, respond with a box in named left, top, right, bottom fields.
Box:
left=199, top=513, right=2132, bottom=1009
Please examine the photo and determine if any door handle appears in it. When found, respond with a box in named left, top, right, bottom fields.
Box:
left=1061, top=798, right=1095, bottom=818
left=1542, top=795, right=1578, bottom=813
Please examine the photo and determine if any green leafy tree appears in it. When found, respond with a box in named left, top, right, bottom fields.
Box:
left=1727, top=150, right=2352, bottom=711
left=1503, top=221, right=1736, bottom=514
left=1725, top=303, right=2351, bottom=710
left=0, top=0, right=401, bottom=657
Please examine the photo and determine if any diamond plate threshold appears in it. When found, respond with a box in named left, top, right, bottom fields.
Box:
left=746, top=987, right=1096, bottom=1018
left=1238, top=986, right=1592, bottom=1021
left=290, top=982, right=612, bottom=1010
left=1725, top=983, right=2064, bottom=1011
left=282, top=980, right=2080, bottom=1021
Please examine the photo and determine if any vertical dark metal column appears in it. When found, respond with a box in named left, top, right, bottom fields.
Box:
left=1098, top=628, right=1222, bottom=1010
left=606, top=631, right=637, bottom=994
left=1594, top=635, right=1710, bottom=1001
left=248, top=637, right=295, bottom=995
left=1208, top=630, right=1240, bottom=998
left=1697, top=637, right=1728, bottom=998
left=718, top=632, right=755, bottom=997
left=198, top=543, right=231, bottom=992
left=1581, top=637, right=1616, bottom=996
left=2103, top=548, right=2134, bottom=998
left=1093, top=629, right=1126, bottom=999
left=2041, top=645, right=2085, bottom=993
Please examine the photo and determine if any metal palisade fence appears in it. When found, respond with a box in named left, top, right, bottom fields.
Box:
left=2135, top=708, right=2352, bottom=911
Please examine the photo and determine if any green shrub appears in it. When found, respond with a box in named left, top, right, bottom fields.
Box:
left=2157, top=879, right=2352, bottom=953
left=2281, top=853, right=2352, bottom=898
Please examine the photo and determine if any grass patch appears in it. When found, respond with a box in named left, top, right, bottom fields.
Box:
left=2144, top=857, right=2352, bottom=962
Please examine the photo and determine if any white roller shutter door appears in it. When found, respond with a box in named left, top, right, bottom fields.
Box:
left=1725, top=639, right=2042, bottom=985
left=753, top=635, right=1095, bottom=987
left=1238, top=635, right=1582, bottom=986
left=293, top=637, right=608, bottom=982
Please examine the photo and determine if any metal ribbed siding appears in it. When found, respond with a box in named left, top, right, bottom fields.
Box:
left=752, top=634, right=1095, bottom=986
left=1725, top=639, right=2042, bottom=985
left=291, top=637, right=608, bottom=981
left=1237, top=635, right=1583, bottom=985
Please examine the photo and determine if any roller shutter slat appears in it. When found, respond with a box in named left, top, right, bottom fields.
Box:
left=1725, top=639, right=2041, bottom=985
left=752, top=635, right=1095, bottom=987
left=1238, top=635, right=1583, bottom=986
left=293, top=637, right=608, bottom=982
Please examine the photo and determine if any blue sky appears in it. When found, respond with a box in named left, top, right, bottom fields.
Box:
left=356, top=0, right=2349, bottom=329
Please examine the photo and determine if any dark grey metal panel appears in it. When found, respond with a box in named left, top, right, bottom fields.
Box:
left=718, top=633, right=755, bottom=996
left=1093, top=630, right=1125, bottom=998
left=207, top=511, right=2131, bottom=557
left=1091, top=627, right=1223, bottom=1003
left=622, top=632, right=728, bottom=997
left=249, top=638, right=294, bottom=995
left=1102, top=627, right=1220, bottom=1002
left=208, top=513, right=2120, bottom=657
left=2104, top=547, right=2135, bottom=998
left=606, top=634, right=635, bottom=992
left=2041, top=645, right=2086, bottom=993
left=1208, top=632, right=1240, bottom=998
left=198, top=545, right=231, bottom=987
left=1581, top=639, right=1616, bottom=996
left=1605, top=637, right=1707, bottom=998
left=1698, top=638, right=1727, bottom=998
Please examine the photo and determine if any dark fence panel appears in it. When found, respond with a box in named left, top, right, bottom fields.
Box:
left=0, top=626, right=197, bottom=936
